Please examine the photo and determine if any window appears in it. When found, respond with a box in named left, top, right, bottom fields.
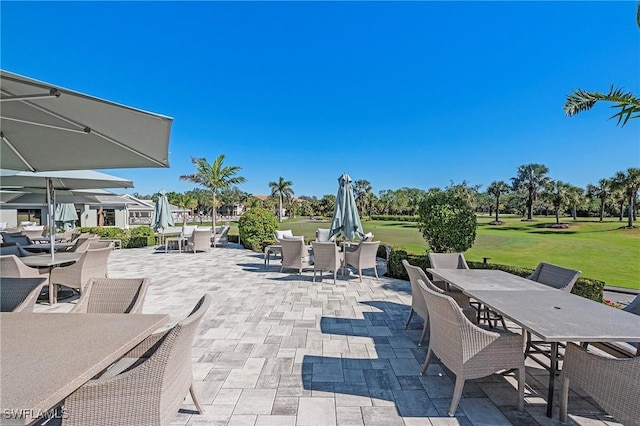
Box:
left=17, top=209, right=41, bottom=225
left=104, top=209, right=115, bottom=226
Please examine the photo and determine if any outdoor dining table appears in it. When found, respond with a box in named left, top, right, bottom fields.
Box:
left=427, top=268, right=640, bottom=418
left=0, top=312, right=169, bottom=425
left=19, top=252, right=82, bottom=268
left=21, top=242, right=75, bottom=253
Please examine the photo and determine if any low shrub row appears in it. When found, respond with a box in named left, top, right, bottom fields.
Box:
left=387, top=249, right=604, bottom=303
left=78, top=226, right=155, bottom=248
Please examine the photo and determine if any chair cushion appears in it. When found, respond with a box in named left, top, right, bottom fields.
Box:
left=283, top=235, right=304, bottom=241
left=275, top=230, right=294, bottom=240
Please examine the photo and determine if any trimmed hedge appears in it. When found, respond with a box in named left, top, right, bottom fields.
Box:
left=238, top=208, right=278, bottom=252
left=387, top=248, right=604, bottom=303
left=371, top=215, right=418, bottom=222
left=78, top=226, right=155, bottom=248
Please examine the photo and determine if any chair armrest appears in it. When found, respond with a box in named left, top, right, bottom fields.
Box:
left=122, top=330, right=170, bottom=359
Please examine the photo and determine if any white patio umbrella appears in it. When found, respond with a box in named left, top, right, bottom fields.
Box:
left=0, top=70, right=173, bottom=172
left=0, top=169, right=133, bottom=258
left=55, top=203, right=79, bottom=231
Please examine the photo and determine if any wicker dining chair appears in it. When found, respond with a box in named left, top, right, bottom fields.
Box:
left=65, top=236, right=99, bottom=253
left=0, top=277, right=47, bottom=312
left=48, top=246, right=113, bottom=304
left=62, top=294, right=211, bottom=426
left=343, top=241, right=380, bottom=282
left=527, top=262, right=581, bottom=292
left=560, top=343, right=640, bottom=425
left=402, top=260, right=475, bottom=346
left=311, top=241, right=341, bottom=284
left=280, top=238, right=314, bottom=274
left=70, top=278, right=150, bottom=314
left=212, top=225, right=230, bottom=247
left=418, top=279, right=525, bottom=416
left=0, top=253, right=50, bottom=283
left=186, top=228, right=212, bottom=253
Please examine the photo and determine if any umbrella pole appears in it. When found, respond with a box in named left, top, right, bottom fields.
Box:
left=47, top=178, right=55, bottom=262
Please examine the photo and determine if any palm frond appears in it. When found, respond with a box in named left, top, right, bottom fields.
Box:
left=564, top=85, right=640, bottom=127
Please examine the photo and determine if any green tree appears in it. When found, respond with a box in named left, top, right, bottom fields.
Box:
left=544, top=180, right=570, bottom=225
left=511, top=163, right=551, bottom=220
left=180, top=155, right=246, bottom=231
left=565, top=185, right=586, bottom=221
left=486, top=181, right=510, bottom=223
left=613, top=167, right=640, bottom=228
left=173, top=193, right=195, bottom=225
left=587, top=179, right=612, bottom=222
left=417, top=189, right=477, bottom=253
left=268, top=177, right=294, bottom=223
left=354, top=179, right=372, bottom=218
left=238, top=207, right=278, bottom=252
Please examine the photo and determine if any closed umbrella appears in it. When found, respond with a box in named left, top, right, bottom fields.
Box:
left=150, top=190, right=174, bottom=242
left=328, top=173, right=364, bottom=241
left=55, top=203, right=79, bottom=231
left=0, top=69, right=172, bottom=172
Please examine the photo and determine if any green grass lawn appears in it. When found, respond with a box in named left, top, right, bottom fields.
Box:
left=271, top=215, right=640, bottom=290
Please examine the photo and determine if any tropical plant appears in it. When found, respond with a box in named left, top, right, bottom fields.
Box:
left=613, top=167, right=640, bottom=228
left=544, top=180, right=570, bottom=225
left=268, top=177, right=294, bottom=223
left=563, top=4, right=640, bottom=127
left=354, top=179, right=372, bottom=218
left=486, top=181, right=510, bottom=224
left=587, top=179, right=612, bottom=222
left=173, top=193, right=194, bottom=225
left=565, top=185, right=586, bottom=221
left=511, top=163, right=551, bottom=220
left=417, top=188, right=477, bottom=253
left=180, top=155, right=246, bottom=231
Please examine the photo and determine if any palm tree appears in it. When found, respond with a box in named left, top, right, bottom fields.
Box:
left=613, top=167, right=640, bottom=228
left=180, top=155, right=246, bottom=232
left=174, top=194, right=194, bottom=225
left=565, top=185, right=585, bottom=221
left=544, top=181, right=570, bottom=225
left=486, top=181, right=510, bottom=224
left=268, top=177, right=294, bottom=222
left=511, top=163, right=551, bottom=220
left=563, top=4, right=640, bottom=127
left=587, top=179, right=612, bottom=222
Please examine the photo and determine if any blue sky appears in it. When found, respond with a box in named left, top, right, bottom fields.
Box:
left=2, top=1, right=638, bottom=198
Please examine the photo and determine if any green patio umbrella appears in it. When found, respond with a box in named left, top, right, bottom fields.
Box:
left=150, top=189, right=174, bottom=239
left=328, top=173, right=364, bottom=241
left=54, top=203, right=79, bottom=231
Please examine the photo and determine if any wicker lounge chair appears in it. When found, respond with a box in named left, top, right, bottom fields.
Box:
left=560, top=343, right=640, bottom=424
left=62, top=294, right=211, bottom=426
left=311, top=241, right=341, bottom=284
left=70, top=278, right=150, bottom=314
left=402, top=260, right=475, bottom=346
left=48, top=246, right=113, bottom=304
left=343, top=241, right=380, bottom=282
left=418, top=279, right=525, bottom=416
left=186, top=228, right=212, bottom=253
left=21, top=226, right=45, bottom=239
left=0, top=277, right=47, bottom=312
left=280, top=238, right=313, bottom=274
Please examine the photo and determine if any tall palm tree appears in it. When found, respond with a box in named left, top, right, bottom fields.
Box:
left=180, top=155, right=246, bottom=232
left=487, top=180, right=510, bottom=223
left=565, top=185, right=585, bottom=221
left=511, top=163, right=551, bottom=220
left=174, top=194, right=194, bottom=225
left=269, top=177, right=294, bottom=222
left=613, top=167, right=640, bottom=228
left=354, top=179, right=372, bottom=218
left=544, top=180, right=570, bottom=225
left=587, top=179, right=611, bottom=222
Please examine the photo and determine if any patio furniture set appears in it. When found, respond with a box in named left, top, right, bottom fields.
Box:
left=162, top=225, right=230, bottom=253
left=401, top=253, right=640, bottom=423
left=266, top=228, right=379, bottom=284
left=1, top=271, right=211, bottom=425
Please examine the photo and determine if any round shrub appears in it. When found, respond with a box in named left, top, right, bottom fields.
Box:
left=238, top=208, right=278, bottom=252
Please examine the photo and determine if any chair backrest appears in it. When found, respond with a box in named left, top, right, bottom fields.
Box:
left=417, top=278, right=467, bottom=366
left=88, top=240, right=115, bottom=250
left=528, top=262, right=580, bottom=292
left=77, top=246, right=113, bottom=283
left=311, top=241, right=340, bottom=270
left=69, top=237, right=99, bottom=253
left=623, top=294, right=640, bottom=316
left=0, top=243, right=26, bottom=257
left=280, top=238, right=312, bottom=269
left=315, top=228, right=334, bottom=242
left=72, top=278, right=150, bottom=314
left=273, top=229, right=293, bottom=243
left=562, top=343, right=640, bottom=425
left=189, top=228, right=211, bottom=252
left=401, top=260, right=430, bottom=320
left=0, top=277, right=47, bottom=312
left=0, top=254, right=42, bottom=278
left=153, top=294, right=211, bottom=424
left=181, top=225, right=196, bottom=238
left=21, top=226, right=45, bottom=239
left=428, top=253, right=469, bottom=270
left=355, top=241, right=380, bottom=262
